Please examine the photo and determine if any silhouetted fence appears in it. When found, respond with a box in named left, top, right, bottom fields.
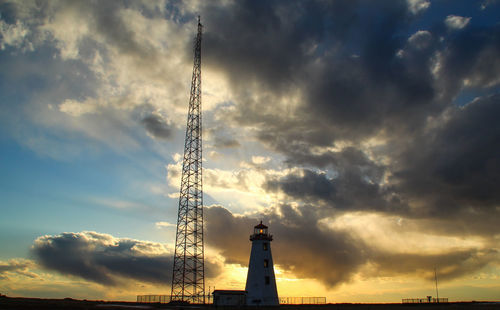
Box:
left=137, top=294, right=326, bottom=304
left=137, top=295, right=171, bottom=303
left=402, top=298, right=448, bottom=303
left=137, top=294, right=211, bottom=304
left=279, top=297, right=327, bottom=304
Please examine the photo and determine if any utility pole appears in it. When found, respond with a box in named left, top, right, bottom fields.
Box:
left=434, top=267, right=439, bottom=303
left=171, top=16, right=204, bottom=304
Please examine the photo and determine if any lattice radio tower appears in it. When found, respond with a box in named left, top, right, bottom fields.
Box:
left=171, top=17, right=204, bottom=303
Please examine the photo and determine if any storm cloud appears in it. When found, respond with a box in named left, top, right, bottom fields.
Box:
left=264, top=147, right=392, bottom=213
left=202, top=0, right=440, bottom=143
left=386, top=94, right=500, bottom=243
left=200, top=0, right=500, bottom=169
left=31, top=231, right=220, bottom=286
left=199, top=0, right=500, bottom=243
left=32, top=231, right=174, bottom=285
left=141, top=113, right=172, bottom=140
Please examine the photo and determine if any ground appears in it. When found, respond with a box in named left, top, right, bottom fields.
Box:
left=1, top=296, right=500, bottom=310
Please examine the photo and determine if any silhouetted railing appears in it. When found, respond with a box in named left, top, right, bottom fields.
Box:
left=402, top=298, right=448, bottom=303
left=137, top=294, right=326, bottom=305
left=137, top=295, right=207, bottom=304
left=279, top=297, right=327, bottom=304
left=137, top=295, right=171, bottom=303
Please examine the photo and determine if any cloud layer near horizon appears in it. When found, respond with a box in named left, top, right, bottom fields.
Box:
left=205, top=205, right=498, bottom=287
left=31, top=231, right=221, bottom=286
left=32, top=231, right=175, bottom=285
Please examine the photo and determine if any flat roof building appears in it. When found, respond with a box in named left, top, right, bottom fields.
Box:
left=212, top=290, right=246, bottom=306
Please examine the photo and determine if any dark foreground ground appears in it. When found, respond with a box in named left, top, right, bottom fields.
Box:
left=1, top=297, right=500, bottom=310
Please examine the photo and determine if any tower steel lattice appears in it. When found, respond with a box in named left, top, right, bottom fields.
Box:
left=171, top=17, right=204, bottom=304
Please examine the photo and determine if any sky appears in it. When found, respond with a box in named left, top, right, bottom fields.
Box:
left=1, top=0, right=500, bottom=303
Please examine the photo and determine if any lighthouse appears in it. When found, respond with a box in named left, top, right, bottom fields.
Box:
left=245, top=221, right=279, bottom=306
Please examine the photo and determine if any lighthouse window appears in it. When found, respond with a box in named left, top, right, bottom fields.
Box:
left=263, top=243, right=268, bottom=251
left=264, top=259, right=269, bottom=267
left=265, top=276, right=270, bottom=285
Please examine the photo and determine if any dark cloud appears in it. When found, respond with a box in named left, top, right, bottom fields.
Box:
left=200, top=0, right=500, bottom=232
left=264, top=147, right=404, bottom=214
left=31, top=231, right=220, bottom=286
left=201, top=0, right=440, bottom=144
left=250, top=95, right=500, bottom=287
left=198, top=1, right=500, bottom=287
left=391, top=95, right=500, bottom=220
left=205, top=205, right=496, bottom=288
left=213, top=136, right=240, bottom=148
left=140, top=113, right=172, bottom=140
left=438, top=24, right=500, bottom=94
left=265, top=168, right=389, bottom=213
left=32, top=231, right=173, bottom=285
left=205, top=206, right=255, bottom=265
left=205, top=205, right=366, bottom=286
left=206, top=126, right=241, bottom=148
left=200, top=0, right=500, bottom=163
left=264, top=95, right=500, bottom=234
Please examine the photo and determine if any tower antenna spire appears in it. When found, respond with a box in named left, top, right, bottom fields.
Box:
left=171, top=17, right=204, bottom=304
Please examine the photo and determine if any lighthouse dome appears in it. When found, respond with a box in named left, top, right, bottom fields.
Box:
left=251, top=221, right=272, bottom=241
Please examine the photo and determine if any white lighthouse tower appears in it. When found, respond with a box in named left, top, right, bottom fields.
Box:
left=245, top=221, right=279, bottom=306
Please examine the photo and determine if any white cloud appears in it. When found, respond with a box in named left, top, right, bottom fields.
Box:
left=91, top=197, right=153, bottom=211
left=155, top=221, right=176, bottom=229
left=166, top=152, right=293, bottom=214
left=59, top=98, right=99, bottom=117
left=407, top=0, right=430, bottom=14
left=324, top=213, right=486, bottom=255
left=40, top=5, right=90, bottom=60
left=0, top=19, right=32, bottom=51
left=408, top=30, right=432, bottom=50
left=251, top=155, right=271, bottom=165
left=445, top=15, right=471, bottom=30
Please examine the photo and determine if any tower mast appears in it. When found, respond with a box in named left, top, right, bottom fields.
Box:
left=171, top=17, right=204, bottom=304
